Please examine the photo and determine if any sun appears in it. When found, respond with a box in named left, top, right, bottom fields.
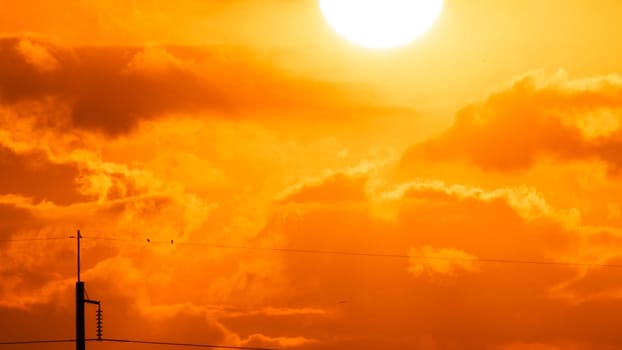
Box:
left=319, top=0, right=444, bottom=49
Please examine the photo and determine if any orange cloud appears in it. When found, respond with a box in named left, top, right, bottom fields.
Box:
left=16, top=38, right=58, bottom=72
left=241, top=334, right=316, bottom=348
left=404, top=71, right=622, bottom=173
left=408, top=246, right=479, bottom=277
left=2, top=104, right=622, bottom=349
left=250, top=167, right=622, bottom=349
left=277, top=171, right=369, bottom=205
left=0, top=202, right=36, bottom=238
left=3, top=36, right=622, bottom=348
left=0, top=36, right=408, bottom=136
left=0, top=144, right=87, bottom=205
left=495, top=344, right=572, bottom=350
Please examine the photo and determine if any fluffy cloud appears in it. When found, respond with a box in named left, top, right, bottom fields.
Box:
left=16, top=38, right=59, bottom=72
left=254, top=167, right=622, bottom=349
left=276, top=167, right=371, bottom=205
left=0, top=36, right=407, bottom=136
left=405, top=71, right=622, bottom=173
left=241, top=334, right=316, bottom=349
left=0, top=144, right=87, bottom=205
left=408, top=246, right=479, bottom=277
left=3, top=33, right=622, bottom=349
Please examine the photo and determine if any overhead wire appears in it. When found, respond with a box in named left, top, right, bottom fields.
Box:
left=0, top=236, right=72, bottom=242
left=80, top=235, right=622, bottom=269
left=0, top=339, right=275, bottom=349
left=0, top=233, right=620, bottom=349
left=0, top=339, right=75, bottom=345
left=0, top=234, right=619, bottom=269
left=87, top=338, right=277, bottom=350
left=1, top=234, right=619, bottom=269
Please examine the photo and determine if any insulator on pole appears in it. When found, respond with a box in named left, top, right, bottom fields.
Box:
left=96, top=307, right=103, bottom=340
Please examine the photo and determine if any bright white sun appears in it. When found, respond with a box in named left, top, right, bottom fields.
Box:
left=319, top=0, right=444, bottom=49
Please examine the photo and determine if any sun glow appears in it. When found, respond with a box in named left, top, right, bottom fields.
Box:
left=319, top=0, right=444, bottom=49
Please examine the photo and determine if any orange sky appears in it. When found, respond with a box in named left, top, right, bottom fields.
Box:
left=2, top=1, right=622, bottom=349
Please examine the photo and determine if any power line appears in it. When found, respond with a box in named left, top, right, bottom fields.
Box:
left=87, top=338, right=277, bottom=350
left=0, top=339, right=275, bottom=349
left=1, top=232, right=618, bottom=350
left=0, top=339, right=75, bottom=345
left=0, top=236, right=72, bottom=242
left=2, top=234, right=618, bottom=269
left=81, top=236, right=622, bottom=269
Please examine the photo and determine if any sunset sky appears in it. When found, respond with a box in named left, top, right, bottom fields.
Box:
left=2, top=1, right=622, bottom=349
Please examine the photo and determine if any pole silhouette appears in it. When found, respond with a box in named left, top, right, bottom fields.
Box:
left=76, top=230, right=86, bottom=350
left=76, top=281, right=85, bottom=350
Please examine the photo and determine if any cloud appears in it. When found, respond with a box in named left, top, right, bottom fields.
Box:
left=1, top=139, right=621, bottom=349
left=383, top=179, right=580, bottom=226
left=0, top=274, right=72, bottom=310
left=549, top=254, right=622, bottom=304
left=276, top=171, right=369, bottom=205
left=241, top=333, right=316, bottom=348
left=254, top=168, right=622, bottom=349
left=3, top=52, right=622, bottom=349
left=16, top=38, right=58, bottom=72
left=0, top=143, right=87, bottom=205
left=0, top=36, right=408, bottom=136
left=494, top=344, right=570, bottom=350
left=408, top=246, right=479, bottom=277
left=404, top=71, right=622, bottom=173
left=0, top=202, right=36, bottom=238
left=0, top=37, right=227, bottom=135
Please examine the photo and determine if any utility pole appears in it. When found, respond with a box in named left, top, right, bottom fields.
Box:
left=75, top=229, right=103, bottom=350
left=76, top=229, right=85, bottom=350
